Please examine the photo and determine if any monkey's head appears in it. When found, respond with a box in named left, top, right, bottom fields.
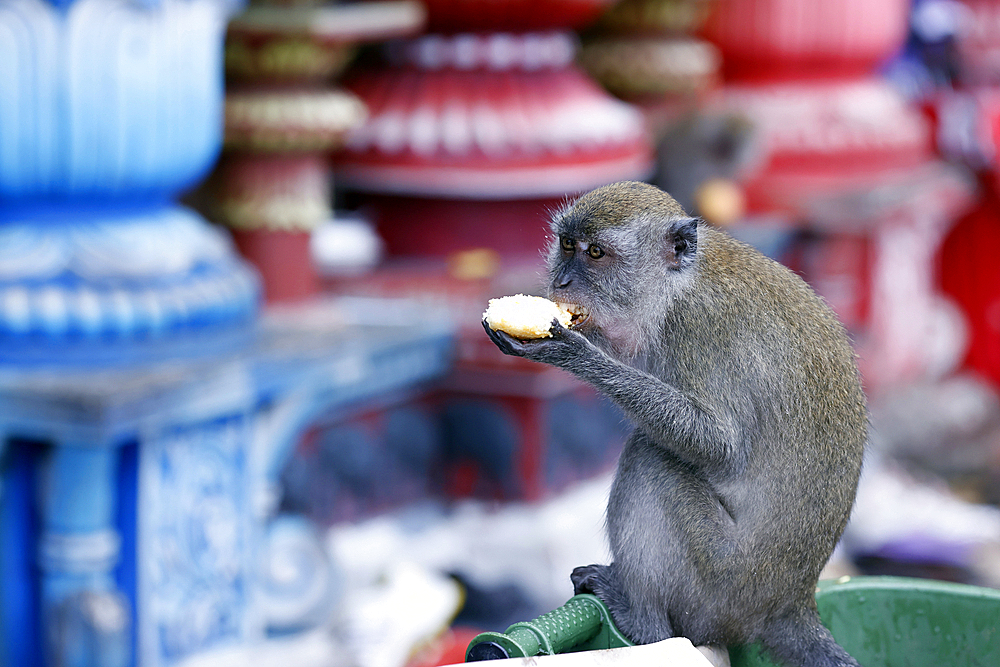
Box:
left=546, top=181, right=699, bottom=358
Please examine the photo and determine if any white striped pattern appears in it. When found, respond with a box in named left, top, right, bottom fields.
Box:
left=344, top=65, right=646, bottom=159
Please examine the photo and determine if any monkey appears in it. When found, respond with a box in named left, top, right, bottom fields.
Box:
left=482, top=181, right=868, bottom=667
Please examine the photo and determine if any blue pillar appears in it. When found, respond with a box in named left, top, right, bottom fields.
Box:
left=39, top=447, right=120, bottom=599
left=1, top=0, right=256, bottom=663
left=38, top=445, right=129, bottom=667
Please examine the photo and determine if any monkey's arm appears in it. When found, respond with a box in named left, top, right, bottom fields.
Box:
left=483, top=319, right=743, bottom=469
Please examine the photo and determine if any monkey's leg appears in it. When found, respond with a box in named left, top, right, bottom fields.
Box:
left=760, top=608, right=862, bottom=667
left=600, top=431, right=743, bottom=646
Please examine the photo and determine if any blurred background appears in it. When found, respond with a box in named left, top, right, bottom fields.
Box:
left=3, top=0, right=1000, bottom=665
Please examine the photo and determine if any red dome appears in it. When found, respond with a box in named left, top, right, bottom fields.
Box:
left=335, top=33, right=654, bottom=199
left=702, top=0, right=909, bottom=82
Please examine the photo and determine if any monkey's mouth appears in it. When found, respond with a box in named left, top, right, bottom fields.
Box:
left=559, top=303, right=589, bottom=329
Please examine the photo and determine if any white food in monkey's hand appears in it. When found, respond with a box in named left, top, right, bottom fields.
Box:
left=483, top=294, right=573, bottom=339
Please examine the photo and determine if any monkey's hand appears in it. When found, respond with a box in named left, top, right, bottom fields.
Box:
left=482, top=317, right=592, bottom=369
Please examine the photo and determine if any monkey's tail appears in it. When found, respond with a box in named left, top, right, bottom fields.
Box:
left=759, top=607, right=862, bottom=667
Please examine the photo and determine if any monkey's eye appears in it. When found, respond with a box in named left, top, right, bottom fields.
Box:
left=560, top=236, right=576, bottom=252
left=587, top=244, right=605, bottom=259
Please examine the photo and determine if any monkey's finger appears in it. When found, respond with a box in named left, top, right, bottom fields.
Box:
left=549, top=317, right=569, bottom=338
left=549, top=318, right=588, bottom=350
left=482, top=318, right=526, bottom=357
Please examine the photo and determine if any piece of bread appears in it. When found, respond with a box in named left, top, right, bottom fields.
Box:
left=483, top=294, right=572, bottom=339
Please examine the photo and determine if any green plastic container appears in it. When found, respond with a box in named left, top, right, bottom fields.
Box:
left=732, top=576, right=1000, bottom=667
left=466, top=577, right=1000, bottom=666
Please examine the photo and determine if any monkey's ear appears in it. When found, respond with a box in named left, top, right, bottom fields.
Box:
left=665, top=217, right=698, bottom=270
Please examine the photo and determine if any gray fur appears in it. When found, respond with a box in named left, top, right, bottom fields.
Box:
left=483, top=182, right=868, bottom=667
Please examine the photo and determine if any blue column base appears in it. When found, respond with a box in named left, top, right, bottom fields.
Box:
left=0, top=204, right=260, bottom=367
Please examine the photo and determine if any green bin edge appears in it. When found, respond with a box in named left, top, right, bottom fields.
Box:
left=731, top=575, right=1000, bottom=667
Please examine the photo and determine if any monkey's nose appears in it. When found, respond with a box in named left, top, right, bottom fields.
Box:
left=554, top=269, right=572, bottom=289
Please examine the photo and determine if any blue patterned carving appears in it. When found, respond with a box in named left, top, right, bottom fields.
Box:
left=138, top=416, right=257, bottom=667
left=0, top=0, right=227, bottom=200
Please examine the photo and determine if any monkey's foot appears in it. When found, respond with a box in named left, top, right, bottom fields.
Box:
left=570, top=563, right=673, bottom=646
left=571, top=564, right=611, bottom=596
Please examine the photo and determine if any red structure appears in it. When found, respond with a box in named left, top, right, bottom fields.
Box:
left=703, top=0, right=974, bottom=394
